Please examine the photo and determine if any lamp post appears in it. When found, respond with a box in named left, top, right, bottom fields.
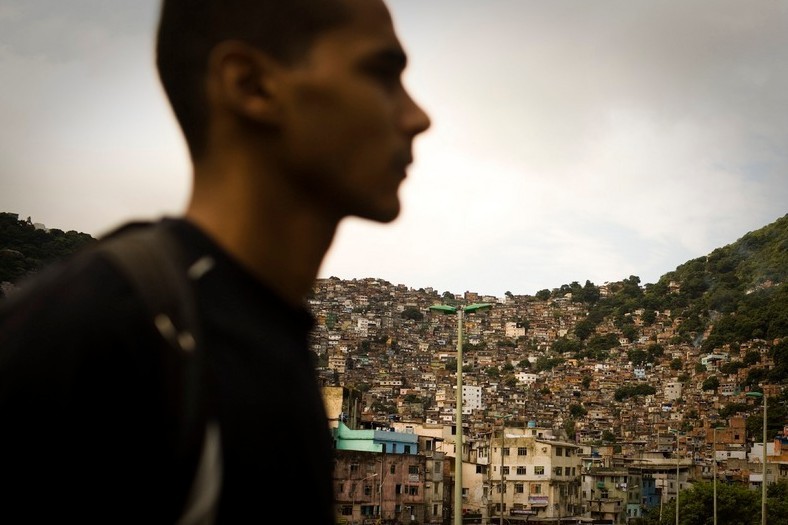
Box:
left=669, top=429, right=680, bottom=525
left=676, top=435, right=680, bottom=525
left=351, top=473, right=378, bottom=525
left=498, top=414, right=513, bottom=525
left=712, top=425, right=725, bottom=525
left=713, top=427, right=717, bottom=525
left=747, top=390, right=767, bottom=525
left=430, top=302, right=492, bottom=525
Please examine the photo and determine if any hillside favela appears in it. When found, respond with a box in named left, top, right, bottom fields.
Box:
left=1, top=211, right=787, bottom=525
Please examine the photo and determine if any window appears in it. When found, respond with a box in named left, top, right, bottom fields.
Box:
left=364, top=485, right=373, bottom=496
left=396, top=484, right=402, bottom=494
left=404, top=445, right=411, bottom=454
left=534, top=466, right=544, bottom=475
left=390, top=464, right=396, bottom=474
left=350, top=464, right=360, bottom=473
left=554, top=467, right=562, bottom=476
left=409, top=465, right=420, bottom=475
left=341, top=506, right=352, bottom=516
left=426, top=439, right=433, bottom=451
left=556, top=447, right=563, bottom=456
left=503, top=447, right=510, bottom=456
left=407, top=485, right=418, bottom=496
left=434, top=461, right=442, bottom=474
left=565, top=467, right=571, bottom=476
left=502, top=466, right=510, bottom=476
left=517, top=466, right=526, bottom=475
left=518, top=447, right=527, bottom=456
left=515, top=483, right=524, bottom=494
left=531, top=483, right=542, bottom=494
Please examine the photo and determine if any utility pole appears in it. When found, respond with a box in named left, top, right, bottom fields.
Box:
left=500, top=427, right=505, bottom=525
left=429, top=302, right=492, bottom=525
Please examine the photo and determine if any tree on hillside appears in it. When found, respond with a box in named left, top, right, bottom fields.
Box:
left=535, top=289, right=550, bottom=301
left=0, top=213, right=95, bottom=286
left=676, top=481, right=759, bottom=525
left=401, top=306, right=424, bottom=321
left=767, top=480, right=788, bottom=525
left=701, top=376, right=720, bottom=392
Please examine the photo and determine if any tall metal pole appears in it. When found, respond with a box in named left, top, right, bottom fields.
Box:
left=713, top=428, right=717, bottom=525
left=761, top=395, right=767, bottom=525
left=454, top=308, right=464, bottom=525
left=675, top=433, right=680, bottom=525
left=431, top=303, right=491, bottom=525
left=500, top=425, right=505, bottom=525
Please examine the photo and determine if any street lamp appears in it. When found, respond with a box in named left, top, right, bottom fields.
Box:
left=429, top=302, right=493, bottom=525
left=712, top=425, right=725, bottom=525
left=747, top=390, right=767, bottom=525
left=497, top=414, right=513, bottom=525
left=675, top=435, right=680, bottom=525
left=351, top=473, right=378, bottom=525
left=669, top=429, right=681, bottom=525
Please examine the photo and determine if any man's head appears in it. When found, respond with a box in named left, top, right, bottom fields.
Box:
left=158, top=0, right=430, bottom=224
left=156, top=0, right=350, bottom=160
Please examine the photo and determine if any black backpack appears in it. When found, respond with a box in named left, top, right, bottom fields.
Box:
left=94, top=222, right=221, bottom=524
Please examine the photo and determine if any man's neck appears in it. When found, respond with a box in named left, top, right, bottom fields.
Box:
left=184, top=201, right=338, bottom=308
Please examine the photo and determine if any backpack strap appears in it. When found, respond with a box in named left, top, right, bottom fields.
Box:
left=92, top=222, right=221, bottom=525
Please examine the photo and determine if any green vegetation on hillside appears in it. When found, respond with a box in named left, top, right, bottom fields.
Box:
left=0, top=212, right=95, bottom=289
left=548, top=214, right=788, bottom=384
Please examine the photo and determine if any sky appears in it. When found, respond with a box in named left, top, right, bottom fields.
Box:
left=1, top=1, right=787, bottom=298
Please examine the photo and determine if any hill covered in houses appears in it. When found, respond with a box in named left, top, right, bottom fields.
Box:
left=1, top=210, right=786, bottom=443
left=307, top=213, right=787, bottom=445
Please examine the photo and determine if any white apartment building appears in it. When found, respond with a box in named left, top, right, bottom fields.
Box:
left=481, top=427, right=583, bottom=523
left=515, top=372, right=539, bottom=386
left=463, top=384, right=484, bottom=413
left=664, top=381, right=682, bottom=401
left=505, top=321, right=527, bottom=338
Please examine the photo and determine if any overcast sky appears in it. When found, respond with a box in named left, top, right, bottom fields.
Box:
left=1, top=1, right=786, bottom=297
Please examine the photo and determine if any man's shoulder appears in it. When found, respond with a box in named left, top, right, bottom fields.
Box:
left=0, top=222, right=161, bottom=353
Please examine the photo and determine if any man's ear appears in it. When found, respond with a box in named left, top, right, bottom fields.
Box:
left=206, top=40, right=282, bottom=125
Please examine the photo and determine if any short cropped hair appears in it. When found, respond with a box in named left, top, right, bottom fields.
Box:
left=156, top=0, right=350, bottom=160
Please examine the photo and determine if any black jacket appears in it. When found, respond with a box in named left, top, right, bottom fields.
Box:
left=0, top=219, right=336, bottom=524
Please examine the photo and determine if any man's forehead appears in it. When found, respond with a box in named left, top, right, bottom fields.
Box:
left=335, top=0, right=398, bottom=39
left=313, top=0, right=405, bottom=62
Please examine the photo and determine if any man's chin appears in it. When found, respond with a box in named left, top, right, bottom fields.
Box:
left=355, top=203, right=401, bottom=224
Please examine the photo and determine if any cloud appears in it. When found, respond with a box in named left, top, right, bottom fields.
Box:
left=2, top=0, right=786, bottom=297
